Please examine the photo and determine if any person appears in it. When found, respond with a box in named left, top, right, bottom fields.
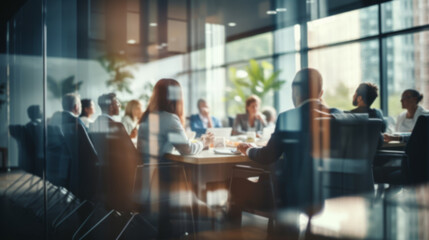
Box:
left=236, top=68, right=341, bottom=208
left=9, top=105, right=44, bottom=175
left=79, top=98, right=95, bottom=128
left=89, top=93, right=135, bottom=161
left=137, top=79, right=212, bottom=163
left=122, top=100, right=143, bottom=139
left=136, top=78, right=213, bottom=238
left=48, top=93, right=98, bottom=193
left=190, top=99, right=222, bottom=137
left=384, top=89, right=428, bottom=142
left=232, top=95, right=267, bottom=136
left=262, top=106, right=277, bottom=128
left=89, top=93, right=123, bottom=134
left=347, top=82, right=386, bottom=132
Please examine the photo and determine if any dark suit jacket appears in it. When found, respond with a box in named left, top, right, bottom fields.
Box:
left=190, top=114, right=222, bottom=137
left=247, top=99, right=341, bottom=208
left=89, top=114, right=138, bottom=164
left=48, top=111, right=98, bottom=198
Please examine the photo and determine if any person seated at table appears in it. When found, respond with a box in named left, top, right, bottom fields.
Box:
left=190, top=98, right=222, bottom=137
left=346, top=82, right=386, bottom=132
left=79, top=98, right=95, bottom=128
left=384, top=89, right=428, bottom=143
left=122, top=99, right=143, bottom=139
left=90, top=93, right=124, bottom=133
left=236, top=68, right=341, bottom=208
left=137, top=79, right=213, bottom=163
left=262, top=106, right=277, bottom=128
left=232, top=95, right=267, bottom=136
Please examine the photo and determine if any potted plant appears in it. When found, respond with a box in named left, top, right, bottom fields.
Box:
left=226, top=59, right=284, bottom=115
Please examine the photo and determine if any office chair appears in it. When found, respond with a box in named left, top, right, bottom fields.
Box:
left=373, top=115, right=429, bottom=186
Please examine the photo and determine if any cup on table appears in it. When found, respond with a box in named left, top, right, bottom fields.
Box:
left=246, top=131, right=256, bottom=143
left=214, top=137, right=226, bottom=149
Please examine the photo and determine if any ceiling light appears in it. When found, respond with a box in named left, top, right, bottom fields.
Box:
left=127, top=39, right=137, bottom=44
left=149, top=22, right=157, bottom=27
left=266, top=10, right=277, bottom=15
left=276, top=8, right=287, bottom=12
left=228, top=22, right=236, bottom=27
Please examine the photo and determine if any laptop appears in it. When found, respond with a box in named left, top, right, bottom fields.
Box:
left=206, top=127, right=232, bottom=138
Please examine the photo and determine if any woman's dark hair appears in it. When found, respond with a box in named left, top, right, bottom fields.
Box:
left=140, top=78, right=184, bottom=126
left=80, top=98, right=93, bottom=117
left=404, top=89, right=424, bottom=103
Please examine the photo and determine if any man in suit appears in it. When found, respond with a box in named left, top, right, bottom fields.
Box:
left=236, top=68, right=341, bottom=208
left=48, top=93, right=98, bottom=197
left=89, top=93, right=138, bottom=164
left=190, top=99, right=222, bottom=137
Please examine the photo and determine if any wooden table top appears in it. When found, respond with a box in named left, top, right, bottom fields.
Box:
left=165, top=149, right=251, bottom=165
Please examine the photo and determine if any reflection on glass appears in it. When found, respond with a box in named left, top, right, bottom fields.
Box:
left=385, top=31, right=429, bottom=117
left=382, top=0, right=429, bottom=33
left=308, top=5, right=378, bottom=48
left=308, top=40, right=380, bottom=110
left=226, top=32, right=273, bottom=63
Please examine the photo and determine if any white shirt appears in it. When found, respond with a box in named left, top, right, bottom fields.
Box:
left=122, top=115, right=138, bottom=135
left=199, top=113, right=209, bottom=128
left=396, top=105, right=428, bottom=132
left=138, top=111, right=204, bottom=162
left=80, top=116, right=94, bottom=128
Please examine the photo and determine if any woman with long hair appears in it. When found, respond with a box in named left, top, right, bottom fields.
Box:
left=79, top=98, right=95, bottom=128
left=137, top=78, right=212, bottom=163
left=122, top=99, right=143, bottom=139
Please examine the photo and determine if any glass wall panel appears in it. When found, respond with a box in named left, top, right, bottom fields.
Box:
left=385, top=31, right=429, bottom=118
left=226, top=32, right=273, bottom=63
left=308, top=40, right=381, bottom=110
left=308, top=5, right=379, bottom=48
left=1, top=0, right=46, bottom=238
left=381, top=0, right=429, bottom=33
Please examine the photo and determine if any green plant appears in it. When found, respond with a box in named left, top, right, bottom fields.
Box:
left=47, top=75, right=83, bottom=99
left=98, top=53, right=135, bottom=94
left=226, top=59, right=284, bottom=115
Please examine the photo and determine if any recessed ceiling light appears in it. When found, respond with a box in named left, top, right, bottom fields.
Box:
left=228, top=22, right=236, bottom=27
left=149, top=22, right=157, bottom=27
left=266, top=10, right=277, bottom=15
left=127, top=39, right=137, bottom=44
left=276, top=8, right=287, bottom=12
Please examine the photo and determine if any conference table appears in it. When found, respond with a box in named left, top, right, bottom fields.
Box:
left=164, top=148, right=256, bottom=202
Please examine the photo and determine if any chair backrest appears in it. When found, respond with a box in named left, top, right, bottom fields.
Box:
left=9, top=124, right=35, bottom=173
left=228, top=165, right=276, bottom=212
left=313, top=118, right=382, bottom=203
left=133, top=163, right=195, bottom=237
left=405, top=115, right=429, bottom=185
left=46, top=125, right=71, bottom=187
left=100, top=135, right=139, bottom=211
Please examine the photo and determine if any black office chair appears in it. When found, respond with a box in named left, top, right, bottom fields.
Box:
left=312, top=117, right=382, bottom=201
left=130, top=162, right=196, bottom=239
left=72, top=134, right=139, bottom=240
left=373, top=115, right=429, bottom=186
left=6, top=125, right=42, bottom=197
left=304, top=117, right=382, bottom=238
left=51, top=122, right=99, bottom=232
left=228, top=165, right=277, bottom=233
